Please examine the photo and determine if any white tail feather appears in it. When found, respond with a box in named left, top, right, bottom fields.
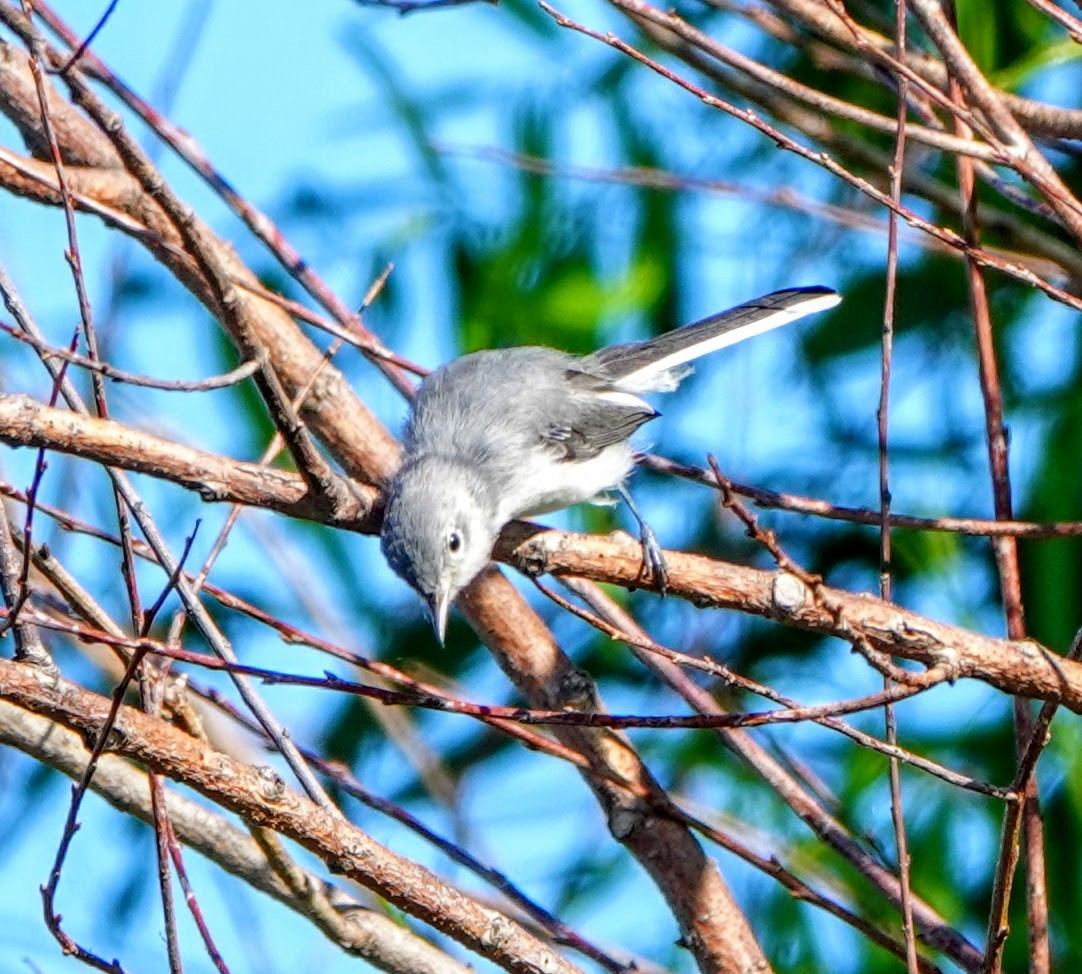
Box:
left=615, top=290, right=841, bottom=393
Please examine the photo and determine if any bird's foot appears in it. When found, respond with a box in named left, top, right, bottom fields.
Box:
left=638, top=522, right=670, bottom=595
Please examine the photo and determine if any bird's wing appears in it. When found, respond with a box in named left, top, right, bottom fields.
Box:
left=584, top=286, right=840, bottom=392
left=539, top=369, right=659, bottom=461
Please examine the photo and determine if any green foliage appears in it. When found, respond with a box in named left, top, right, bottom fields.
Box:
left=955, top=0, right=1056, bottom=77
left=1019, top=388, right=1082, bottom=651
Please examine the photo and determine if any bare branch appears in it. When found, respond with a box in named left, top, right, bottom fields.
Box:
left=501, top=523, right=1082, bottom=715
left=0, top=696, right=482, bottom=974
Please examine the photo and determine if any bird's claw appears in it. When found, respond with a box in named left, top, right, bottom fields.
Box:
left=616, top=485, right=669, bottom=594
left=638, top=523, right=670, bottom=595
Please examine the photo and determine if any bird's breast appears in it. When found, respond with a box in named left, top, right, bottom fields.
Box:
left=503, top=443, right=637, bottom=518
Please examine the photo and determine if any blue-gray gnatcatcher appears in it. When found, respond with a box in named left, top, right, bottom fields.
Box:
left=381, top=286, right=840, bottom=641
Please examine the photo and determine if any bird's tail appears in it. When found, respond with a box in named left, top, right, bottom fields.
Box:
left=585, top=286, right=841, bottom=392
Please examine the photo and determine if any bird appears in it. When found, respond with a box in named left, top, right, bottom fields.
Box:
left=380, top=286, right=840, bottom=641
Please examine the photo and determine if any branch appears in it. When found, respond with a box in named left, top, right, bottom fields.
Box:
left=3, top=392, right=1080, bottom=716
left=0, top=659, right=583, bottom=974
left=0, top=700, right=471, bottom=974
left=0, top=393, right=379, bottom=530
left=500, top=524, right=1082, bottom=714
left=760, top=0, right=1082, bottom=141
left=647, top=455, right=1082, bottom=539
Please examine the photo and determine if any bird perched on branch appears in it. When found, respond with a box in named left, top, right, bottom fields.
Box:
left=381, top=286, right=840, bottom=641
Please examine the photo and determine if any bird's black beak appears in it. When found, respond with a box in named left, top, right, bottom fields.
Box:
left=427, top=590, right=451, bottom=645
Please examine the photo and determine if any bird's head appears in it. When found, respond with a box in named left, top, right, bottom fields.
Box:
left=380, top=456, right=499, bottom=643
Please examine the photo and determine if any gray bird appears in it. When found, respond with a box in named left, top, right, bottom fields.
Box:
left=380, top=286, right=840, bottom=641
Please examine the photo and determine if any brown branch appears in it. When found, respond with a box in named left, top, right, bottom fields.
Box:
left=501, top=524, right=1082, bottom=715
left=0, top=669, right=559, bottom=974
left=646, top=456, right=1082, bottom=539
left=939, top=18, right=1049, bottom=970
left=879, top=6, right=918, bottom=966
left=3, top=393, right=1081, bottom=718
left=0, top=319, right=260, bottom=390
left=0, top=393, right=379, bottom=529
left=12, top=503, right=1000, bottom=803
left=180, top=569, right=951, bottom=972
left=0, top=607, right=956, bottom=732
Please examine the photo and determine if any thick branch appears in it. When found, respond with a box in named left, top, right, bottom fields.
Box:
left=3, top=393, right=1080, bottom=718
left=0, top=699, right=472, bottom=974
left=500, top=525, right=1082, bottom=714
left=0, top=659, right=581, bottom=974
left=0, top=393, right=379, bottom=530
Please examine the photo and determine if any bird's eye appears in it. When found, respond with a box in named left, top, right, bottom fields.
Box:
left=447, top=530, right=463, bottom=555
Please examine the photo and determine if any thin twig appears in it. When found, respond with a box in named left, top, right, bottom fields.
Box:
left=354, top=0, right=498, bottom=13
left=1019, top=0, right=1082, bottom=42
left=142, top=671, right=184, bottom=974
left=539, top=1, right=1082, bottom=313
left=936, top=9, right=1049, bottom=966
left=879, top=5, right=918, bottom=968
left=646, top=454, right=1082, bottom=538
left=33, top=0, right=418, bottom=399
left=0, top=320, right=259, bottom=390
left=442, top=142, right=1079, bottom=282
left=54, top=0, right=117, bottom=74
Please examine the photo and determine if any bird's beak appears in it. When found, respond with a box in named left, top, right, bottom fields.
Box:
left=427, top=589, right=451, bottom=645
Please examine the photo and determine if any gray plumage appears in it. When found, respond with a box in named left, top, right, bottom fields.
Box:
left=380, top=286, right=840, bottom=641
